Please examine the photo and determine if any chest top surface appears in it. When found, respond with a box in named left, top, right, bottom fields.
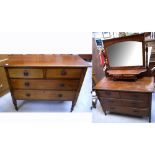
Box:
left=94, top=77, right=154, bottom=93
left=3, top=54, right=90, bottom=68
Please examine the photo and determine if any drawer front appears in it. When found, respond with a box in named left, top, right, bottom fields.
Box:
left=103, top=105, right=149, bottom=117
left=8, top=68, right=43, bottom=78
left=100, top=98, right=149, bottom=108
left=98, top=91, right=120, bottom=98
left=120, top=92, right=148, bottom=100
left=11, top=79, right=80, bottom=90
left=46, top=68, right=83, bottom=78
left=13, top=90, right=76, bottom=100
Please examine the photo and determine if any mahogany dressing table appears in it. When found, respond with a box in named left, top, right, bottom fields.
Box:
left=93, top=33, right=154, bottom=122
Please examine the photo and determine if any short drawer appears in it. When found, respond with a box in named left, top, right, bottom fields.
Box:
left=100, top=98, right=149, bottom=108
left=97, top=91, right=120, bottom=98
left=120, top=92, right=148, bottom=100
left=103, top=105, right=149, bottom=117
left=10, top=79, right=80, bottom=90
left=46, top=68, right=82, bottom=78
left=8, top=68, right=43, bottom=78
left=13, top=90, right=76, bottom=100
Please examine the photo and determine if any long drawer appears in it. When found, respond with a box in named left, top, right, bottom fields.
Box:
left=100, top=98, right=149, bottom=108
left=119, top=92, right=149, bottom=100
left=98, top=90, right=148, bottom=101
left=13, top=90, right=76, bottom=100
left=10, top=79, right=80, bottom=90
left=103, top=105, right=149, bottom=117
left=46, top=68, right=82, bottom=78
left=8, top=68, right=43, bottom=78
left=98, top=91, right=120, bottom=98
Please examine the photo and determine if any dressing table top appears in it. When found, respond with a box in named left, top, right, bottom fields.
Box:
left=94, top=77, right=154, bottom=93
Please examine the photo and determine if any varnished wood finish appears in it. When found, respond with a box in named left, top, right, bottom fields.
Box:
left=103, top=33, right=151, bottom=80
left=94, top=77, right=154, bottom=92
left=4, top=54, right=89, bottom=111
left=13, top=90, right=76, bottom=100
left=107, top=69, right=147, bottom=75
left=10, top=79, right=79, bottom=90
left=94, top=77, right=154, bottom=122
left=100, top=98, right=149, bottom=108
left=5, top=54, right=88, bottom=67
left=0, top=55, right=9, bottom=96
left=8, top=68, right=43, bottom=78
left=94, top=33, right=154, bottom=121
left=46, top=68, right=82, bottom=78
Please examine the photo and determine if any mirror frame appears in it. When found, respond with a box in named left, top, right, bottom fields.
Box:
left=103, top=33, right=147, bottom=70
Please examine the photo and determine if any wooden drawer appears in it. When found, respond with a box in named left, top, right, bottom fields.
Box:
left=100, top=98, right=149, bottom=108
left=98, top=91, right=120, bottom=98
left=13, top=90, right=76, bottom=100
left=103, top=105, right=149, bottom=117
left=8, top=68, right=43, bottom=78
left=46, top=68, right=82, bottom=78
left=120, top=92, right=148, bottom=100
left=10, top=79, right=79, bottom=90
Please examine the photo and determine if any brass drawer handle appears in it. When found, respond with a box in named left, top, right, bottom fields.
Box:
left=133, top=110, right=139, bottom=113
left=26, top=93, right=31, bottom=97
left=59, top=83, right=65, bottom=87
left=61, top=69, right=67, bottom=76
left=24, top=82, right=30, bottom=87
left=23, top=71, right=29, bottom=76
left=58, top=94, right=63, bottom=97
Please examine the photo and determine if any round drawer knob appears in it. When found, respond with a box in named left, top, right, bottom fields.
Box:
left=59, top=83, right=64, bottom=87
left=25, top=82, right=30, bottom=87
left=133, top=110, right=138, bottom=113
left=58, top=94, right=63, bottom=97
left=26, top=93, right=31, bottom=97
left=61, top=70, right=67, bottom=76
left=23, top=71, right=29, bottom=76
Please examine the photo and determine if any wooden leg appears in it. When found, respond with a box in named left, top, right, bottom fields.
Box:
left=13, top=98, right=18, bottom=111
left=91, top=98, right=97, bottom=110
left=70, top=101, right=76, bottom=112
left=100, top=103, right=106, bottom=115
left=149, top=113, right=151, bottom=123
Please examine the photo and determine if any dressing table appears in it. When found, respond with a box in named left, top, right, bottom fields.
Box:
left=93, top=33, right=154, bottom=122
left=4, top=54, right=89, bottom=112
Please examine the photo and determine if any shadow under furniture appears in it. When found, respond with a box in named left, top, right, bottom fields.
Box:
left=93, top=33, right=154, bottom=122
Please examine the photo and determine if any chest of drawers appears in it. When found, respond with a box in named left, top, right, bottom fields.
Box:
left=4, top=54, right=89, bottom=112
left=94, top=77, right=154, bottom=122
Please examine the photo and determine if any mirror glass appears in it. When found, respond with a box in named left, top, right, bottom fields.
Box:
left=107, top=41, right=143, bottom=67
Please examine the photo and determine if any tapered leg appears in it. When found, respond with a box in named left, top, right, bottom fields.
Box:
left=70, top=101, right=76, bottom=112
left=100, top=103, right=106, bottom=115
left=149, top=113, right=151, bottom=123
left=91, top=98, right=97, bottom=110
left=13, top=98, right=18, bottom=111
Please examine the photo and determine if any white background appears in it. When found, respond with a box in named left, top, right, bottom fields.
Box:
left=0, top=32, right=91, bottom=54
left=0, top=0, right=155, bottom=155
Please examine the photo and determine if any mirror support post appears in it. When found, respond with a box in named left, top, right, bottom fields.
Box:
left=145, top=43, right=148, bottom=68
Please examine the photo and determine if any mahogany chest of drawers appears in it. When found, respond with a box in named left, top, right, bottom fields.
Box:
left=4, top=54, right=89, bottom=112
left=94, top=77, right=154, bottom=122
